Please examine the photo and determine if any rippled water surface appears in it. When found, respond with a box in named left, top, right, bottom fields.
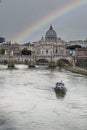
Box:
left=0, top=64, right=87, bottom=130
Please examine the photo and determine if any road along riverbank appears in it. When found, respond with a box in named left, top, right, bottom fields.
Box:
left=63, top=65, right=87, bottom=76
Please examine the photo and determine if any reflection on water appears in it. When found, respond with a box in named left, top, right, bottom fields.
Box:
left=0, top=64, right=87, bottom=130
left=54, top=89, right=67, bottom=99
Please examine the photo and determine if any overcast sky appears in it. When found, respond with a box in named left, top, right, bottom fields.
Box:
left=0, top=0, right=87, bottom=43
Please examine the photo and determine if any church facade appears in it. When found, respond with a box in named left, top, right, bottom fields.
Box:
left=33, top=25, right=69, bottom=59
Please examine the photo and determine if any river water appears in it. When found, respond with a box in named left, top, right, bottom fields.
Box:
left=0, top=64, right=87, bottom=130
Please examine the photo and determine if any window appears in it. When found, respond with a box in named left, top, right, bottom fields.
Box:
left=46, top=50, right=48, bottom=54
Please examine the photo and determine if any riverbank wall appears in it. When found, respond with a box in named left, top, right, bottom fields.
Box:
left=63, top=65, right=87, bottom=76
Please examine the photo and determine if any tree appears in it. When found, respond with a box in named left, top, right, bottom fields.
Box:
left=0, top=48, right=5, bottom=55
left=21, top=48, right=32, bottom=55
left=66, top=45, right=81, bottom=50
left=56, top=60, right=63, bottom=67
left=0, top=37, right=5, bottom=43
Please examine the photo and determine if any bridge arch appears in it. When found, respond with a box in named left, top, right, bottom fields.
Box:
left=57, top=58, right=71, bottom=65
left=36, top=58, right=49, bottom=65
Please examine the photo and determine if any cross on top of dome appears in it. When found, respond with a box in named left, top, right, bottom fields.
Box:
left=49, top=25, right=53, bottom=30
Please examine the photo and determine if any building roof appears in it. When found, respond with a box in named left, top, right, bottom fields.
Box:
left=45, top=25, right=57, bottom=43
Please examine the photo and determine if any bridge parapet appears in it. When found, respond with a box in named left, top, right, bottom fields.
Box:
left=35, top=55, right=73, bottom=65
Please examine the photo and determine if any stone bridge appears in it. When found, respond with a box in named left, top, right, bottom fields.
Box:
left=1, top=55, right=86, bottom=67
left=35, top=55, right=74, bottom=65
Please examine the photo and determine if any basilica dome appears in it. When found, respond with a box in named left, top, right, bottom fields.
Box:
left=45, top=25, right=57, bottom=43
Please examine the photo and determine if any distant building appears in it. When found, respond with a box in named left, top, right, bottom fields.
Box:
left=0, top=42, right=22, bottom=55
left=33, top=25, right=68, bottom=57
left=75, top=48, right=87, bottom=56
left=68, top=40, right=87, bottom=48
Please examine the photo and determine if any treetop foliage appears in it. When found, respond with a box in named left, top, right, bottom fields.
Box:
left=21, top=48, right=32, bottom=55
left=0, top=37, right=5, bottom=43
left=66, top=45, right=81, bottom=50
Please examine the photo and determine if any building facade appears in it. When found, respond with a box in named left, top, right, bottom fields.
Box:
left=33, top=25, right=68, bottom=60
left=75, top=48, right=87, bottom=56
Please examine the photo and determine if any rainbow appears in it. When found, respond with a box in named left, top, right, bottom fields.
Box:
left=12, top=0, right=87, bottom=43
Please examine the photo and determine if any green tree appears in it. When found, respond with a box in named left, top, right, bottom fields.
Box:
left=0, top=48, right=5, bottom=55
left=66, top=45, right=81, bottom=50
left=21, top=48, right=32, bottom=55
left=56, top=60, right=63, bottom=67
left=0, top=37, right=5, bottom=43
